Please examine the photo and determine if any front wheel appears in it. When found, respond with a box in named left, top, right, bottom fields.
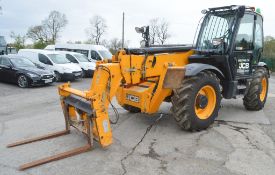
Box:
left=54, top=72, right=62, bottom=82
left=243, top=68, right=269, bottom=111
left=17, top=75, right=29, bottom=88
left=171, top=71, right=221, bottom=131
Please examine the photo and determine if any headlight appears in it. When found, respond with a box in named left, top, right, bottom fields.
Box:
left=27, top=73, right=39, bottom=78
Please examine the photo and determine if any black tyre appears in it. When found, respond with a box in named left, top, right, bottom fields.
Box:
left=81, top=69, right=86, bottom=78
left=171, top=71, right=221, bottom=131
left=243, top=68, right=268, bottom=111
left=17, top=74, right=29, bottom=88
left=122, top=104, right=141, bottom=113
left=54, top=71, right=62, bottom=82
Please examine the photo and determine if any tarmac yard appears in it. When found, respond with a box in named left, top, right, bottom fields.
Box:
left=1, top=75, right=275, bottom=175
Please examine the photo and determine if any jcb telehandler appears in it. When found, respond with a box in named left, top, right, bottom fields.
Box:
left=8, top=5, right=269, bottom=170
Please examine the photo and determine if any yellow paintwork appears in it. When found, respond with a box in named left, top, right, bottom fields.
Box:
left=194, top=85, right=217, bottom=120
left=58, top=49, right=194, bottom=147
left=260, top=77, right=267, bottom=102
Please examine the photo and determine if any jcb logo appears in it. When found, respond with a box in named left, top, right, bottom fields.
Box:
left=126, top=94, right=139, bottom=103
left=239, top=63, right=249, bottom=69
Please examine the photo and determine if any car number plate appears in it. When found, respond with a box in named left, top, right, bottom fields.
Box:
left=45, top=79, right=52, bottom=83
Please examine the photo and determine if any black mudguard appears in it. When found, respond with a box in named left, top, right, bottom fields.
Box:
left=185, top=63, right=224, bottom=78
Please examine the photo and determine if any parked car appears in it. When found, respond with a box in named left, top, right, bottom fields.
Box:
left=18, top=49, right=82, bottom=81
left=46, top=44, right=113, bottom=62
left=0, top=55, right=55, bottom=88
left=57, top=51, right=96, bottom=77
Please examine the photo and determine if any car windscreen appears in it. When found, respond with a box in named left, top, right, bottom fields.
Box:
left=98, top=50, right=112, bottom=59
left=10, top=57, right=36, bottom=68
left=73, top=54, right=89, bottom=62
left=47, top=54, right=70, bottom=64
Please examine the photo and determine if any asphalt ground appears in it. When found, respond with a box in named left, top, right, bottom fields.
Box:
left=0, top=75, right=275, bottom=175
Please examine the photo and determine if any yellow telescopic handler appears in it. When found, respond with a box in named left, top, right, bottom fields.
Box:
left=8, top=5, right=269, bottom=170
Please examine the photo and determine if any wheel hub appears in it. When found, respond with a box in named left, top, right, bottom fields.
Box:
left=196, top=94, right=208, bottom=109
left=194, top=85, right=217, bottom=120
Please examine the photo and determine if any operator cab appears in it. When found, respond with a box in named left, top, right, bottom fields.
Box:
left=190, top=5, right=265, bottom=98
left=192, top=5, right=263, bottom=77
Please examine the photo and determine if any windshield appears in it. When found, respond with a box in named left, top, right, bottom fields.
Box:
left=197, top=13, right=235, bottom=53
left=98, top=50, right=112, bottom=59
left=10, top=57, right=35, bottom=68
left=47, top=54, right=70, bottom=64
left=73, top=54, right=89, bottom=62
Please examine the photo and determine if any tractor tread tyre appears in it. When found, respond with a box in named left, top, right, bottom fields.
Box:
left=171, top=71, right=221, bottom=131
left=243, top=68, right=268, bottom=111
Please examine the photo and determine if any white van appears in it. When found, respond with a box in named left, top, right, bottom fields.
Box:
left=53, top=44, right=113, bottom=62
left=18, top=49, right=82, bottom=81
left=44, top=45, right=55, bottom=51
left=57, top=51, right=96, bottom=77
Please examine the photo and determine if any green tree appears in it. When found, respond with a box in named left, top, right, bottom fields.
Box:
left=263, top=36, right=275, bottom=71
left=10, top=31, right=26, bottom=51
left=33, top=39, right=48, bottom=49
left=263, top=36, right=275, bottom=59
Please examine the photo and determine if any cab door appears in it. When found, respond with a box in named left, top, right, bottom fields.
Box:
left=253, top=14, right=264, bottom=64
left=233, top=13, right=255, bottom=78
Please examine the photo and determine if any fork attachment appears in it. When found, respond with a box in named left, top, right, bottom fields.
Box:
left=7, top=63, right=122, bottom=170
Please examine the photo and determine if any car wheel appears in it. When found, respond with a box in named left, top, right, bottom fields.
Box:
left=17, top=75, right=29, bottom=88
left=55, top=72, right=62, bottom=82
left=81, top=69, right=86, bottom=78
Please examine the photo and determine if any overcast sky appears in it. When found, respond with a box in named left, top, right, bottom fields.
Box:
left=0, top=0, right=274, bottom=47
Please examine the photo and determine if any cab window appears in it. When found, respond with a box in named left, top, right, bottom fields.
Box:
left=91, top=51, right=101, bottom=61
left=38, top=54, right=52, bottom=65
left=254, top=16, right=263, bottom=50
left=235, top=14, right=254, bottom=50
left=66, top=54, right=78, bottom=63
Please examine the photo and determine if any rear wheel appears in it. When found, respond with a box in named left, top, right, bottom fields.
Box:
left=17, top=75, right=29, bottom=88
left=171, top=71, right=221, bottom=131
left=243, top=68, right=268, bottom=111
